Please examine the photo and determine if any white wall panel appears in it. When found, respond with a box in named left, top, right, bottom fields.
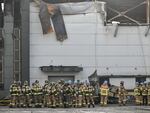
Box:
left=96, top=46, right=143, bottom=56
left=30, top=3, right=150, bottom=86
left=30, top=45, right=94, bottom=56
left=30, top=56, right=95, bottom=67
left=97, top=57, right=146, bottom=67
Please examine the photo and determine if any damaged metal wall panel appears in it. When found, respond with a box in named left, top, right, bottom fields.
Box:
left=39, top=1, right=52, bottom=34
left=39, top=1, right=68, bottom=42
left=51, top=7, right=67, bottom=41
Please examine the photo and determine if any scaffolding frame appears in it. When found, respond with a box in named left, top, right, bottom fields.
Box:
left=13, top=28, right=21, bottom=81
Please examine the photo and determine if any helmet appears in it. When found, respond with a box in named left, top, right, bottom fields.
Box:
left=68, top=80, right=72, bottom=84
left=24, top=81, right=28, bottom=85
left=120, top=81, right=124, bottom=84
left=13, top=81, right=17, bottom=84
left=144, top=81, right=147, bottom=84
left=136, top=82, right=139, bottom=85
left=45, top=80, right=48, bottom=84
left=103, top=80, right=108, bottom=84
left=32, top=83, right=35, bottom=86
left=35, top=80, right=39, bottom=83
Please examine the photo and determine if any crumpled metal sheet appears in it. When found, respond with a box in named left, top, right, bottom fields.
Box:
left=39, top=1, right=53, bottom=34
left=39, top=1, right=68, bottom=42
left=51, top=7, right=68, bottom=42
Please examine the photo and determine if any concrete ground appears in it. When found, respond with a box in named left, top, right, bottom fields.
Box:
left=0, top=106, right=150, bottom=113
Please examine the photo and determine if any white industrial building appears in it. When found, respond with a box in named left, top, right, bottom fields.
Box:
left=30, top=1, right=150, bottom=89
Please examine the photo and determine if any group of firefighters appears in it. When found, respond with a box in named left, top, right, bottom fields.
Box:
left=9, top=79, right=150, bottom=108
left=9, top=80, right=95, bottom=108
left=134, top=82, right=150, bottom=105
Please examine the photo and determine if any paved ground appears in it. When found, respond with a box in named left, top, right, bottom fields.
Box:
left=0, top=106, right=150, bottom=113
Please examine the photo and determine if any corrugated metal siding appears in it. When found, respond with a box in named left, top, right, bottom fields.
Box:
left=30, top=2, right=150, bottom=88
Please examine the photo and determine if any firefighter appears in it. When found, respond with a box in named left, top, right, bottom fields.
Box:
left=55, top=84, right=60, bottom=107
left=134, top=82, right=141, bottom=105
left=32, top=80, right=43, bottom=107
left=147, top=82, right=150, bottom=105
left=43, top=80, right=50, bottom=107
left=82, top=84, right=86, bottom=107
left=118, top=81, right=127, bottom=106
left=72, top=84, right=77, bottom=108
left=51, top=83, right=57, bottom=108
left=74, top=84, right=80, bottom=108
left=57, top=83, right=64, bottom=107
left=17, top=81, right=23, bottom=107
left=48, top=82, right=53, bottom=108
left=142, top=82, right=148, bottom=105
left=139, top=83, right=143, bottom=105
left=68, top=84, right=73, bottom=107
left=63, top=83, right=70, bottom=108
left=87, top=84, right=95, bottom=108
left=22, top=81, right=32, bottom=107
left=9, top=81, right=18, bottom=108
left=85, top=84, right=89, bottom=107
left=100, top=81, right=109, bottom=106
left=78, top=83, right=83, bottom=107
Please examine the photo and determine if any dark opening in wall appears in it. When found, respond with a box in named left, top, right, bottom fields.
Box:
left=136, top=76, right=146, bottom=83
left=101, top=0, right=148, bottom=25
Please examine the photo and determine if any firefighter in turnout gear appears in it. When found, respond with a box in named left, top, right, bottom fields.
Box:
left=100, top=81, right=109, bottom=106
left=86, top=84, right=95, bottom=108
left=32, top=80, right=43, bottom=107
left=118, top=81, right=127, bottom=106
left=55, top=84, right=61, bottom=107
left=9, top=81, right=18, bottom=108
left=82, top=84, right=86, bottom=107
left=22, top=81, right=32, bottom=107
left=51, top=83, right=57, bottom=108
left=63, top=83, right=70, bottom=108
left=147, top=82, right=150, bottom=105
left=17, top=81, right=23, bottom=107
left=141, top=82, right=148, bottom=105
left=139, top=83, right=143, bottom=105
left=78, top=84, right=83, bottom=107
left=134, top=82, right=141, bottom=105
left=43, top=80, right=50, bottom=107
left=72, top=84, right=77, bottom=108
left=56, top=83, right=64, bottom=107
